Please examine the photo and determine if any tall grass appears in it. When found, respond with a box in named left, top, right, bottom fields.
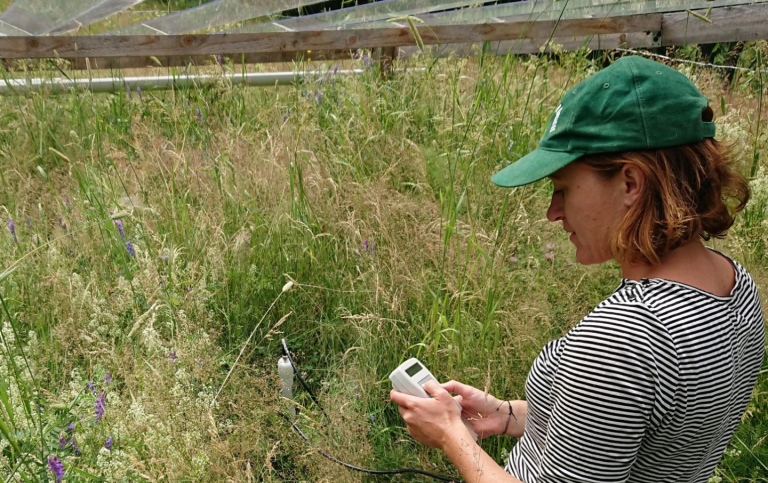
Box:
left=0, top=46, right=766, bottom=482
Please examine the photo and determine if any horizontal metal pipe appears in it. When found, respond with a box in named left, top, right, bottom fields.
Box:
left=0, top=69, right=367, bottom=95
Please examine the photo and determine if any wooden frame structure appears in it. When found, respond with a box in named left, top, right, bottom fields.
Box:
left=0, top=3, right=766, bottom=70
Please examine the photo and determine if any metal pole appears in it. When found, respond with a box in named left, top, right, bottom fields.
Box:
left=0, top=69, right=367, bottom=95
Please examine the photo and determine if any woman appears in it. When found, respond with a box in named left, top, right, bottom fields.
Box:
left=390, top=56, right=765, bottom=482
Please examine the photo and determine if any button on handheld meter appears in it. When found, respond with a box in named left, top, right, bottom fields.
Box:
left=389, top=358, right=478, bottom=440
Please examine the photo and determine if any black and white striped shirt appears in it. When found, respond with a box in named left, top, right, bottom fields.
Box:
left=505, top=255, right=765, bottom=483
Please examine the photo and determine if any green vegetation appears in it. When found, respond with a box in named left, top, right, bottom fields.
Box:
left=0, top=46, right=766, bottom=482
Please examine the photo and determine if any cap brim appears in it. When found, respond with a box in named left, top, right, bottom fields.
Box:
left=491, top=148, right=584, bottom=188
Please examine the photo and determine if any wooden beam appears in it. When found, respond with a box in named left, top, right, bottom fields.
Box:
left=0, top=13, right=661, bottom=60
left=661, top=5, right=768, bottom=46
left=400, top=31, right=660, bottom=58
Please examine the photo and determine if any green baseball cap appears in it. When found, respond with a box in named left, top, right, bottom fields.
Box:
left=491, top=55, right=716, bottom=188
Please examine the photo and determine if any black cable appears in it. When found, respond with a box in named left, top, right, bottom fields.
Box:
left=279, top=413, right=462, bottom=482
left=280, top=338, right=330, bottom=423
left=279, top=338, right=464, bottom=483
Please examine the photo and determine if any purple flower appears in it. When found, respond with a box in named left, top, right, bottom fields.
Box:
left=59, top=434, right=67, bottom=449
left=315, top=90, right=322, bottom=105
left=333, top=63, right=338, bottom=75
left=8, top=219, right=16, bottom=243
left=282, top=108, right=290, bottom=122
left=86, top=380, right=97, bottom=396
left=67, top=422, right=75, bottom=432
left=105, top=436, right=113, bottom=450
left=126, top=241, right=135, bottom=258
left=544, top=252, right=555, bottom=261
left=95, top=391, right=106, bottom=422
left=362, top=53, right=371, bottom=66
left=545, top=242, right=556, bottom=250
left=48, top=456, right=64, bottom=482
left=197, top=106, right=204, bottom=123
left=136, top=86, right=143, bottom=100
left=170, top=350, right=177, bottom=363
left=362, top=240, right=376, bottom=253
left=71, top=435, right=81, bottom=456
left=114, top=219, right=125, bottom=240
left=104, top=371, right=112, bottom=383
left=216, top=53, right=223, bottom=65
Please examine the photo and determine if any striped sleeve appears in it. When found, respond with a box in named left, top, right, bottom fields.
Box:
left=538, top=299, right=677, bottom=483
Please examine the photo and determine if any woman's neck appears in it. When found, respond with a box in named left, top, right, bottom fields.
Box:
left=620, top=241, right=735, bottom=297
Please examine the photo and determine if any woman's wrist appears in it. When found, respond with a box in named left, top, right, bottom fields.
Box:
left=496, top=400, right=526, bottom=437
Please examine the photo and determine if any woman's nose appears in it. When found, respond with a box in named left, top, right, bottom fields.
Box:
left=546, top=194, right=564, bottom=222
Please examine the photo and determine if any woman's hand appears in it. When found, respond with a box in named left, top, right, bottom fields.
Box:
left=390, top=380, right=470, bottom=449
left=442, top=381, right=527, bottom=438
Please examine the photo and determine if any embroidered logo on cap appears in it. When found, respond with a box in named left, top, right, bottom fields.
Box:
left=549, top=104, right=563, bottom=133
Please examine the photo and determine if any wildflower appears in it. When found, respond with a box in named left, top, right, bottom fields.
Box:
left=125, top=241, right=135, bottom=258
left=136, top=86, right=143, bottom=100
left=170, top=350, right=177, bottom=363
left=362, top=240, right=376, bottom=253
left=546, top=242, right=556, bottom=250
left=67, top=422, right=75, bottom=432
left=95, top=391, right=106, bottom=421
left=114, top=219, right=125, bottom=239
left=216, top=53, right=223, bottom=65
left=87, top=380, right=97, bottom=396
left=333, top=63, right=338, bottom=75
left=362, top=53, right=371, bottom=67
left=197, top=106, right=204, bottom=123
left=48, top=456, right=64, bottom=483
left=104, top=371, right=112, bottom=383
left=315, top=90, right=322, bottom=105
left=8, top=219, right=16, bottom=243
left=282, top=281, right=294, bottom=293
left=59, top=434, right=67, bottom=449
left=544, top=252, right=555, bottom=261
left=509, top=255, right=519, bottom=263
left=369, top=413, right=376, bottom=423
left=282, top=108, right=290, bottom=122
left=105, top=436, right=113, bottom=450
left=71, top=435, right=81, bottom=456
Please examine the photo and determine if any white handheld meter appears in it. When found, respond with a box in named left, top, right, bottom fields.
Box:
left=389, top=358, right=437, bottom=398
left=389, top=358, right=478, bottom=441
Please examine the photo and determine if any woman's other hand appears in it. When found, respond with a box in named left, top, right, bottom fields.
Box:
left=442, top=380, right=526, bottom=438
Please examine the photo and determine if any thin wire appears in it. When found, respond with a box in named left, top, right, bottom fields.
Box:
left=279, top=414, right=463, bottom=482
left=613, top=47, right=768, bottom=74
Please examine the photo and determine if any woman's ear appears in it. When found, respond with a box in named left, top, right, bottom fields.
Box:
left=620, top=164, right=645, bottom=207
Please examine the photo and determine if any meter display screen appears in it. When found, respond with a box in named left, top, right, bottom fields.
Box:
left=406, top=361, right=423, bottom=377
